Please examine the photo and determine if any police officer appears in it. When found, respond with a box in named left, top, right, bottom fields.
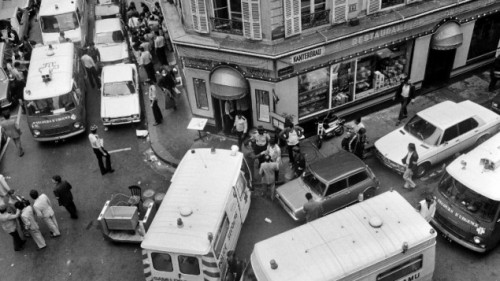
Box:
left=417, top=195, right=436, bottom=222
left=233, top=111, right=247, bottom=150
left=249, top=126, right=270, bottom=156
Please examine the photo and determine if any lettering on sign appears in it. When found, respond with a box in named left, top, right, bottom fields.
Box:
left=245, top=67, right=271, bottom=78
left=399, top=271, right=420, bottom=281
left=278, top=66, right=294, bottom=77
left=437, top=199, right=479, bottom=228
left=152, top=277, right=186, bottom=281
left=290, top=47, right=325, bottom=64
left=351, top=19, right=425, bottom=46
left=32, top=115, right=71, bottom=124
left=39, top=61, right=60, bottom=72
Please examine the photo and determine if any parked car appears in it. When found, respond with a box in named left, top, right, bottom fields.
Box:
left=94, top=18, right=130, bottom=66
left=276, top=150, right=379, bottom=221
left=491, top=93, right=500, bottom=114
left=100, top=64, right=140, bottom=127
left=0, top=42, right=14, bottom=108
left=375, top=100, right=500, bottom=177
left=0, top=0, right=30, bottom=41
left=95, top=0, right=122, bottom=20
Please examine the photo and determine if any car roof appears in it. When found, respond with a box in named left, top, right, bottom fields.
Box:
left=417, top=100, right=474, bottom=129
left=102, top=64, right=135, bottom=83
left=0, top=0, right=29, bottom=10
left=309, top=151, right=366, bottom=182
left=0, top=7, right=16, bottom=20
left=39, top=0, right=78, bottom=16
left=95, top=18, right=122, bottom=33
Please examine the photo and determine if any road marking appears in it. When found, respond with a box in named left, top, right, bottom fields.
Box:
left=108, top=147, right=132, bottom=154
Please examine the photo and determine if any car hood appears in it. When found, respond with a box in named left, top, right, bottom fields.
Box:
left=97, top=43, right=128, bottom=62
left=0, top=80, right=8, bottom=101
left=95, top=4, right=120, bottom=16
left=276, top=178, right=321, bottom=213
left=101, top=94, right=139, bottom=118
left=375, top=128, right=432, bottom=165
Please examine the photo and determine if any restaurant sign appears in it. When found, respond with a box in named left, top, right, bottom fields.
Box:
left=290, top=47, right=325, bottom=64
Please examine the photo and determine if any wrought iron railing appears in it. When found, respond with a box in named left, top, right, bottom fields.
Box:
left=210, top=17, right=243, bottom=35
left=302, top=9, right=331, bottom=30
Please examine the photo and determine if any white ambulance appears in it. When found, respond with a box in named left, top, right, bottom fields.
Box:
left=141, top=147, right=252, bottom=281
left=242, top=191, right=436, bottom=281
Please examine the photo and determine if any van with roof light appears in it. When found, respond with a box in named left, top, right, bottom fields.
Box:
left=38, top=0, right=88, bottom=45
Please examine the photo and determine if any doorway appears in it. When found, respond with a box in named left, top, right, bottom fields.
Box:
left=423, top=48, right=456, bottom=88
left=212, top=97, right=252, bottom=135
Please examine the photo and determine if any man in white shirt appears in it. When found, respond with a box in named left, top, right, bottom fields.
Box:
left=81, top=52, right=100, bottom=88
left=30, top=190, right=60, bottom=237
left=154, top=31, right=167, bottom=65
left=139, top=47, right=156, bottom=82
left=88, top=124, right=114, bottom=175
left=394, top=77, right=415, bottom=125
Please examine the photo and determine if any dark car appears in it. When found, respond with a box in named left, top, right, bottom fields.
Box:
left=276, top=151, right=379, bottom=221
left=492, top=93, right=500, bottom=114
left=0, top=42, right=14, bottom=109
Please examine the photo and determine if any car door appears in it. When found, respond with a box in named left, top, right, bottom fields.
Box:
left=321, top=178, right=350, bottom=215
left=457, top=118, right=480, bottom=150
left=346, top=170, right=371, bottom=203
left=434, top=124, right=459, bottom=163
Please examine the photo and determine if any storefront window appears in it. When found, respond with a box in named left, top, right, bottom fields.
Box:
left=381, top=0, right=404, bottom=9
left=467, top=13, right=500, bottom=61
left=298, top=67, right=329, bottom=117
left=330, top=62, right=354, bottom=108
left=193, top=78, right=209, bottom=110
left=256, top=89, right=270, bottom=122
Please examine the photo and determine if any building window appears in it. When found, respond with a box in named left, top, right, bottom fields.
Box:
left=298, top=67, right=330, bottom=117
left=255, top=89, right=270, bottom=122
left=193, top=78, right=209, bottom=110
left=301, top=0, right=329, bottom=30
left=467, top=14, right=500, bottom=62
left=211, top=0, right=243, bottom=35
left=381, top=0, right=404, bottom=9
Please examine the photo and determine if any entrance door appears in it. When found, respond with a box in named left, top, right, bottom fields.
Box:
left=212, top=97, right=252, bottom=135
left=423, top=48, right=456, bottom=88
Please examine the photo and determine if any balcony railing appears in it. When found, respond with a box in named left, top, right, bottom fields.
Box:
left=302, top=9, right=331, bottom=30
left=210, top=17, right=243, bottom=35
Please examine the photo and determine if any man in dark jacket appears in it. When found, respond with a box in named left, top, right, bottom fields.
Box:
left=52, top=175, right=78, bottom=219
left=393, top=77, right=415, bottom=125
left=158, top=68, right=177, bottom=110
left=489, top=56, right=500, bottom=92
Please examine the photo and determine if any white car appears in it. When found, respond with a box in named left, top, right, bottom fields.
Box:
left=101, top=64, right=140, bottom=126
left=94, top=18, right=129, bottom=66
left=95, top=0, right=121, bottom=19
left=375, top=100, right=500, bottom=177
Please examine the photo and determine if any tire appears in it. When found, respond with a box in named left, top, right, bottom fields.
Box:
left=336, top=126, right=345, bottom=136
left=317, top=136, right=323, bottom=149
left=362, top=188, right=376, bottom=201
left=415, top=162, right=431, bottom=178
left=475, top=135, right=489, bottom=146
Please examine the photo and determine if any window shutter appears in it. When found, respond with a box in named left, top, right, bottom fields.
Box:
left=333, top=0, right=347, bottom=23
left=284, top=0, right=301, bottom=38
left=242, top=0, right=262, bottom=40
left=367, top=0, right=380, bottom=15
left=190, top=0, right=209, bottom=33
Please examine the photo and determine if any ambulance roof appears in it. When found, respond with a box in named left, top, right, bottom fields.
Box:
left=142, top=149, right=244, bottom=255
left=24, top=43, right=74, bottom=100
left=102, top=64, right=134, bottom=83
left=39, top=0, right=78, bottom=16
left=0, top=0, right=29, bottom=10
left=251, top=191, right=436, bottom=281
left=447, top=132, right=500, bottom=201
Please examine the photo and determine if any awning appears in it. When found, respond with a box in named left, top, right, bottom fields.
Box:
left=210, top=67, right=248, bottom=100
left=431, top=22, right=463, bottom=50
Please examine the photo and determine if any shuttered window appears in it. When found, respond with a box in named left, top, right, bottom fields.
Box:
left=284, top=0, right=301, bottom=37
left=333, top=0, right=347, bottom=23
left=242, top=0, right=262, bottom=40
left=190, top=0, right=209, bottom=33
left=366, top=0, right=380, bottom=15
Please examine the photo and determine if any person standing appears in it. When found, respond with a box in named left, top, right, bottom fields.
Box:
left=279, top=122, right=303, bottom=164
left=402, top=143, right=418, bottom=190
left=233, top=112, right=247, bottom=150
left=488, top=56, right=500, bottom=92
left=146, top=80, right=163, bottom=125
left=394, top=77, right=415, bottom=126
left=15, top=201, right=46, bottom=250
left=139, top=46, right=156, bottom=82
left=348, top=127, right=367, bottom=159
left=259, top=155, right=280, bottom=201
left=87, top=43, right=101, bottom=68
left=292, top=146, right=306, bottom=178
left=303, top=193, right=323, bottom=223
left=0, top=205, right=24, bottom=251
left=88, top=125, right=114, bottom=175
left=259, top=138, right=281, bottom=182
left=158, top=68, right=177, bottom=110
left=81, top=51, right=100, bottom=88
left=52, top=175, right=78, bottom=219
left=30, top=190, right=60, bottom=237
left=352, top=117, right=365, bottom=134
left=249, top=126, right=270, bottom=157
left=1, top=111, right=24, bottom=157
left=154, top=31, right=167, bottom=65
left=417, top=195, right=436, bottom=222
left=58, top=31, right=67, bottom=43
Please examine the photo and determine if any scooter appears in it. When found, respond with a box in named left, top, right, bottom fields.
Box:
left=316, top=112, right=345, bottom=149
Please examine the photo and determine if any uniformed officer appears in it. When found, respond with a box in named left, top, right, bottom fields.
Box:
left=249, top=126, right=270, bottom=156
left=233, top=111, right=247, bottom=150
left=417, top=195, right=436, bottom=222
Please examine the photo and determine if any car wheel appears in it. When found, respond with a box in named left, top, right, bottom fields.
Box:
left=336, top=126, right=345, bottom=136
left=317, top=137, right=322, bottom=149
left=362, top=188, right=376, bottom=201
left=415, top=163, right=431, bottom=178
left=475, top=135, right=489, bottom=146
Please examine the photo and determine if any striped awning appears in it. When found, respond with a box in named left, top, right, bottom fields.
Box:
left=431, top=22, right=463, bottom=50
left=210, top=67, right=248, bottom=100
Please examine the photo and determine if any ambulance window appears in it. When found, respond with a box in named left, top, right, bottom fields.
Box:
left=178, top=255, right=200, bottom=275
left=214, top=215, right=230, bottom=258
left=376, top=255, right=423, bottom=281
left=151, top=253, right=173, bottom=272
left=235, top=173, right=245, bottom=196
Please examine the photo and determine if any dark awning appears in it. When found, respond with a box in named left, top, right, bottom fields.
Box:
left=431, top=22, right=463, bottom=50
left=210, top=67, right=248, bottom=100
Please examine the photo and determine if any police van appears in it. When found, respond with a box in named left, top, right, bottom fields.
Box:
left=242, top=191, right=436, bottom=281
left=141, top=147, right=252, bottom=281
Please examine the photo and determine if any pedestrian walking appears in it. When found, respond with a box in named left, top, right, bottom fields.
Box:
left=81, top=51, right=100, bottom=88
left=279, top=122, right=303, bottom=163
left=0, top=205, right=24, bottom=251
left=259, top=138, right=281, bottom=182
left=139, top=46, right=156, bottom=82
left=15, top=201, right=46, bottom=250
left=30, top=190, right=60, bottom=237
left=232, top=111, right=247, bottom=150
left=303, top=192, right=323, bottom=223
left=348, top=127, right=367, bottom=159
left=1, top=111, right=24, bottom=157
left=146, top=80, right=163, bottom=125
left=259, top=155, right=279, bottom=201
left=417, top=195, right=436, bottom=222
left=87, top=42, right=101, bottom=68
left=402, top=143, right=418, bottom=190
left=488, top=56, right=500, bottom=92
left=88, top=124, right=114, bottom=175
left=249, top=126, right=270, bottom=157
left=52, top=175, right=78, bottom=219
left=292, top=146, right=306, bottom=178
left=394, top=77, right=415, bottom=125
left=158, top=69, right=177, bottom=110
left=154, top=31, right=167, bottom=65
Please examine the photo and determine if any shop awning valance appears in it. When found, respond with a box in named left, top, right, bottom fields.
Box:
left=210, top=67, right=248, bottom=100
left=431, top=22, right=463, bottom=50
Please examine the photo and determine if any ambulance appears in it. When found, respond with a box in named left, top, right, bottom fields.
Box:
left=242, top=191, right=436, bottom=281
left=141, top=147, right=252, bottom=281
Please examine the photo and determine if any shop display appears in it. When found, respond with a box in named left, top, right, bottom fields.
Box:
left=298, top=67, right=329, bottom=117
left=331, top=62, right=354, bottom=108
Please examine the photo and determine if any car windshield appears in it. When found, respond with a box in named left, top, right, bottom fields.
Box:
left=438, top=173, right=500, bottom=222
left=97, top=0, right=119, bottom=4
left=95, top=30, right=124, bottom=44
left=103, top=81, right=135, bottom=96
left=40, top=12, right=79, bottom=33
left=404, top=115, right=442, bottom=146
left=25, top=93, right=77, bottom=116
left=0, top=68, right=7, bottom=81
left=302, top=172, right=326, bottom=195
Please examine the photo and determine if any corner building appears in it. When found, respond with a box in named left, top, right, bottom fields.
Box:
left=162, top=0, right=500, bottom=132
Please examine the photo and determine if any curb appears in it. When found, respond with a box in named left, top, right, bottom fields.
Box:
left=146, top=110, right=181, bottom=168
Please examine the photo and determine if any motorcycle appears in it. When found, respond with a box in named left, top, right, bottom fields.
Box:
left=316, top=112, right=345, bottom=149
